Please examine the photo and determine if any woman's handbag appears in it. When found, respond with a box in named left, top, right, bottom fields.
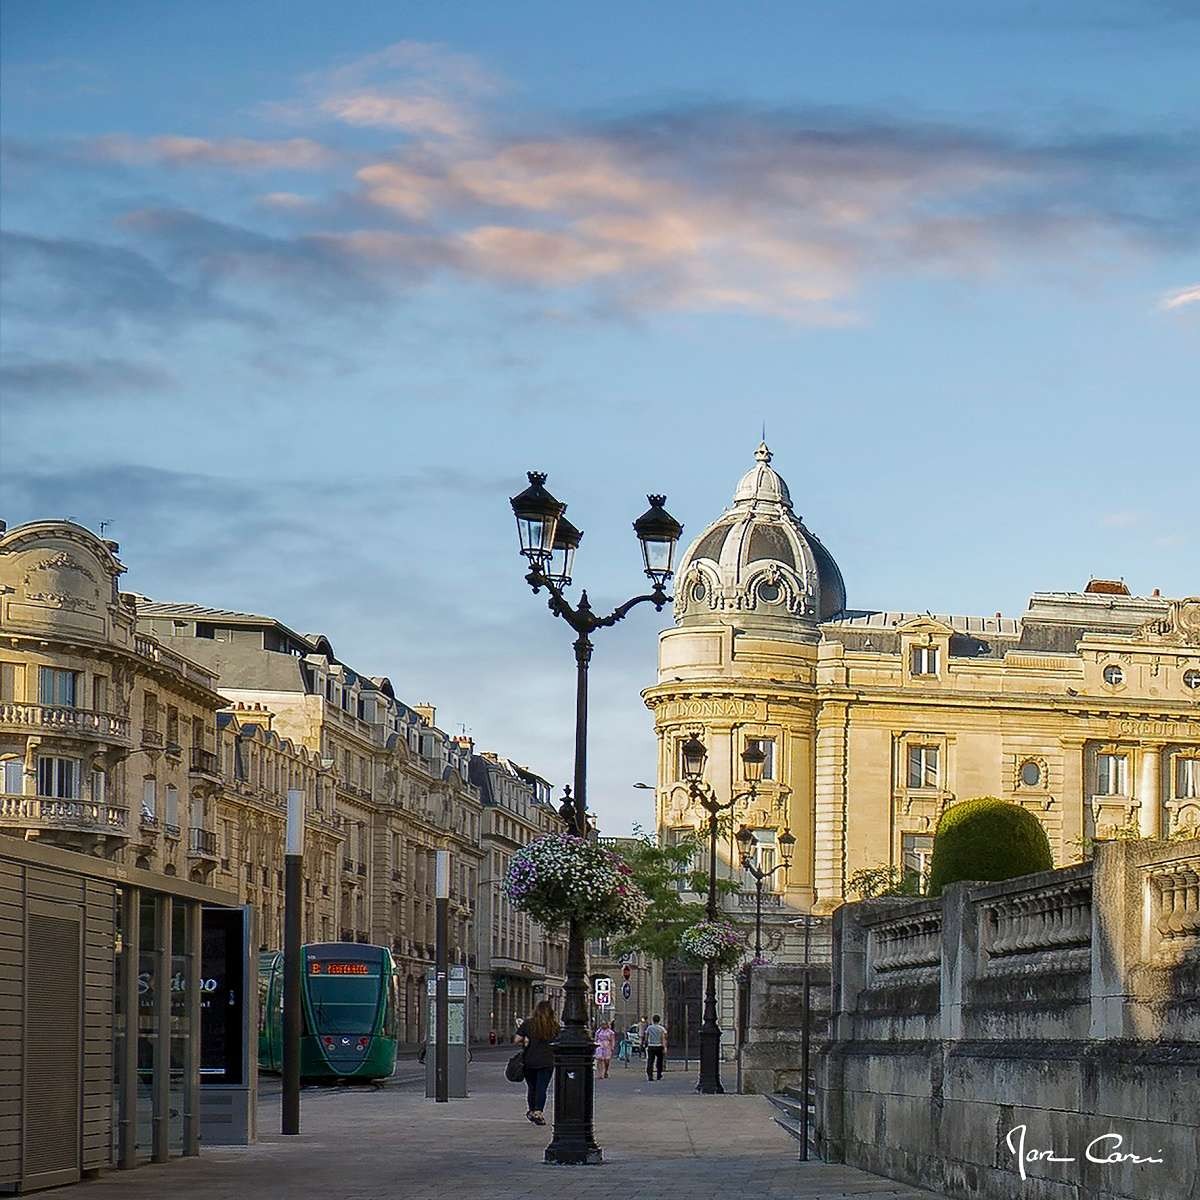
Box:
left=505, top=1049, right=526, bottom=1083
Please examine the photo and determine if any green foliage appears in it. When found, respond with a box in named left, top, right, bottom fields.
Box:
left=607, top=825, right=739, bottom=962
left=1069, top=820, right=1197, bottom=863
left=847, top=864, right=922, bottom=900
left=927, top=797, right=1053, bottom=896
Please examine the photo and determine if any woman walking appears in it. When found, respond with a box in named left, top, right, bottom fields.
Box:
left=514, top=1000, right=558, bottom=1125
left=594, top=1019, right=616, bottom=1079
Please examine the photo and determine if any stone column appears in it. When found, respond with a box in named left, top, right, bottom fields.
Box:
left=813, top=703, right=848, bottom=912
left=1059, top=736, right=1087, bottom=864
left=939, top=882, right=978, bottom=1042
left=1137, top=744, right=1163, bottom=839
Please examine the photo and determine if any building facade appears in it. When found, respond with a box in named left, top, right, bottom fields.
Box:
left=644, top=444, right=1200, bottom=947
left=470, top=753, right=568, bottom=1038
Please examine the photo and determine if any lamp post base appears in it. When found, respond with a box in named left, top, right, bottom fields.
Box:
left=696, top=1027, right=724, bottom=1094
left=544, top=1035, right=603, bottom=1165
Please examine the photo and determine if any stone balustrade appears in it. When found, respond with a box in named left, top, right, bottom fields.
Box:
left=865, top=906, right=942, bottom=984
left=0, top=794, right=129, bottom=832
left=1146, top=853, right=1200, bottom=963
left=0, top=701, right=130, bottom=741
left=980, top=873, right=1092, bottom=974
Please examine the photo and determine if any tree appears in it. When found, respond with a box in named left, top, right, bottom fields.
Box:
left=847, top=864, right=922, bottom=900
left=927, top=796, right=1053, bottom=896
left=608, top=825, right=741, bottom=962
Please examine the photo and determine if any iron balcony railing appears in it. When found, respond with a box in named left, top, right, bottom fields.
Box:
left=188, top=827, right=218, bottom=858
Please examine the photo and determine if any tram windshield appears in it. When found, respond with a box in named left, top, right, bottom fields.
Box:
left=308, top=972, right=380, bottom=1034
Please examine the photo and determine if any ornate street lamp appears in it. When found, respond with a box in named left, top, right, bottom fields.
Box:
left=736, top=824, right=794, bottom=958
left=683, top=736, right=766, bottom=1094
left=509, top=471, right=682, bottom=1165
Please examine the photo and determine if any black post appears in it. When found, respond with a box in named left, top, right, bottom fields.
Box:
left=435, top=850, right=449, bottom=1104
left=754, top=875, right=764, bottom=958
left=282, top=853, right=302, bottom=1135
left=545, top=634, right=601, bottom=1164
left=697, top=805, right=724, bottom=1094
left=799, top=918, right=812, bottom=1160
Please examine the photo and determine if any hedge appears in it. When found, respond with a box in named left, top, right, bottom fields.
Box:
left=927, top=796, right=1053, bottom=896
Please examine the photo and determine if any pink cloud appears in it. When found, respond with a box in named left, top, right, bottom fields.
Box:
left=1159, top=283, right=1200, bottom=310
left=93, top=135, right=335, bottom=169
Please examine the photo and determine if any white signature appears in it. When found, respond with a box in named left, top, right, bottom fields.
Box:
left=1006, top=1125, right=1164, bottom=1181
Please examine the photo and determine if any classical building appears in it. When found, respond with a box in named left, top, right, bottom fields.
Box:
left=470, top=753, right=568, bottom=1037
left=0, top=521, right=227, bottom=875
left=644, top=443, right=1200, bottom=943
left=135, top=601, right=485, bottom=1043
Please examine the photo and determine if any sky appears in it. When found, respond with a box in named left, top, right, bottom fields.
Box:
left=1, top=1, right=1197, bottom=834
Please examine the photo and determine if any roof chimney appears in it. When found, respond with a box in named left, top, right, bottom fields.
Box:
left=414, top=704, right=436, bottom=727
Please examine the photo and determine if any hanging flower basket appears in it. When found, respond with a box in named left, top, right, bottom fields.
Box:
left=679, top=919, right=744, bottom=970
left=503, top=833, right=649, bottom=936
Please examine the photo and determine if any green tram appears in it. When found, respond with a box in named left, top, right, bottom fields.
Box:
left=258, top=941, right=401, bottom=1081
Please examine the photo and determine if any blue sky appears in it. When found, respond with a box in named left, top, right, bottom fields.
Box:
left=1, top=1, right=1197, bottom=833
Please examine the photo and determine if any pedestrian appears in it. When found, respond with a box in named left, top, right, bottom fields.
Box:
left=643, top=1013, right=667, bottom=1081
left=594, top=1019, right=616, bottom=1079
left=514, top=1000, right=558, bottom=1125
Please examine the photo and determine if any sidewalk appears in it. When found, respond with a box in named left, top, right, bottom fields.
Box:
left=62, top=1059, right=947, bottom=1200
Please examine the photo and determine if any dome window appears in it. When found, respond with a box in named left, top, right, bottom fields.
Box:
left=691, top=581, right=707, bottom=603
left=1183, top=669, right=1200, bottom=690
left=747, top=525, right=795, bottom=568
left=757, top=581, right=782, bottom=604
left=1103, top=664, right=1125, bottom=687
left=1019, top=759, right=1042, bottom=788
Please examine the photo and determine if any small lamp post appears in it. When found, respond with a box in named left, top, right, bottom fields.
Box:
left=736, top=824, right=795, bottom=958
left=509, top=472, right=682, bottom=1164
left=683, top=736, right=766, bottom=1094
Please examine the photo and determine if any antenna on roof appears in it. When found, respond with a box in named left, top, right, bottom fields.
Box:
left=98, top=519, right=113, bottom=536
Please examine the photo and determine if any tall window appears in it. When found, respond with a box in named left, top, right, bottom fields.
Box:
left=911, top=646, right=940, bottom=677
left=165, top=784, right=179, bottom=827
left=142, top=777, right=157, bottom=819
left=0, top=663, right=22, bottom=702
left=1096, top=753, right=1129, bottom=796
left=166, top=705, right=179, bottom=746
left=37, top=756, right=80, bottom=799
left=907, top=745, right=940, bottom=789
left=38, top=667, right=78, bottom=707
left=2, top=757, right=23, bottom=795
left=748, top=738, right=777, bottom=781
left=143, top=691, right=159, bottom=731
left=902, top=833, right=934, bottom=893
left=1176, top=758, right=1199, bottom=800
left=92, top=675, right=108, bottom=712
left=92, top=769, right=106, bottom=805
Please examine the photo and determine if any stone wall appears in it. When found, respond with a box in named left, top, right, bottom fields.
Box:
left=818, top=838, right=1200, bottom=1200
left=740, top=964, right=830, bottom=1095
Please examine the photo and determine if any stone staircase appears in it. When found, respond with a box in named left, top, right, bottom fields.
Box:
left=765, top=1084, right=815, bottom=1153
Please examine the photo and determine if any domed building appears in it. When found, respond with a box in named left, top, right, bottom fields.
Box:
left=643, top=443, right=1200, bottom=1014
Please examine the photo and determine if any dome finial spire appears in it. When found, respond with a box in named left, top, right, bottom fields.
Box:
left=755, top=440, right=772, bottom=464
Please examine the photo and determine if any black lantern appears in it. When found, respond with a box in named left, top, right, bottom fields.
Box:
left=741, top=740, right=767, bottom=784
left=547, top=515, right=583, bottom=588
left=510, top=471, right=565, bottom=567
left=735, top=823, right=755, bottom=864
left=679, top=733, right=707, bottom=782
left=778, top=827, right=796, bottom=867
left=632, top=494, right=683, bottom=588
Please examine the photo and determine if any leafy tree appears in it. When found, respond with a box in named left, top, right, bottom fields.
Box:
left=847, top=864, right=922, bottom=900
left=608, top=825, right=742, bottom=962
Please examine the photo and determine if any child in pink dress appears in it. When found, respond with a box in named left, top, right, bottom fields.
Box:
left=594, top=1020, right=616, bottom=1078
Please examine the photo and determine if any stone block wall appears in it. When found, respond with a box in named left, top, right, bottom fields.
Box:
left=818, top=838, right=1200, bottom=1200
left=739, top=964, right=830, bottom=1095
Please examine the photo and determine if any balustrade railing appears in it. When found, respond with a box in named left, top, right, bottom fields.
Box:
left=1146, top=856, right=1200, bottom=963
left=0, top=794, right=129, bottom=832
left=732, top=890, right=783, bottom=909
left=868, top=909, right=942, bottom=983
left=982, top=876, right=1093, bottom=974
left=188, top=827, right=218, bottom=857
left=190, top=747, right=219, bottom=775
left=0, top=702, right=129, bottom=740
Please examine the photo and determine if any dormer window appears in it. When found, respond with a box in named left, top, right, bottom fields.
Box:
left=911, top=647, right=939, bottom=677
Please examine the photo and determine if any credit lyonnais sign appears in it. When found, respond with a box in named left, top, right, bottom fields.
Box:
left=1108, top=718, right=1197, bottom=741
left=660, top=698, right=766, bottom=722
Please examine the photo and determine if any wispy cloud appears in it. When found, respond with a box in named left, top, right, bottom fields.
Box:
left=0, top=356, right=173, bottom=405
left=1158, top=283, right=1200, bottom=310
left=91, top=134, right=337, bottom=170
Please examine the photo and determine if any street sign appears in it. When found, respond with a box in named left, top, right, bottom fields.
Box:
left=593, top=976, right=613, bottom=1008
left=617, top=952, right=633, bottom=965
left=621, top=982, right=632, bottom=1001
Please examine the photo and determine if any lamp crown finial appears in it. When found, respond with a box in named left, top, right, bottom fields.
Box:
left=527, top=470, right=548, bottom=485
left=646, top=493, right=666, bottom=507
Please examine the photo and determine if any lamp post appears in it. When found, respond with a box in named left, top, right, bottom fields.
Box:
left=735, top=824, right=795, bottom=958
left=680, top=735, right=766, bottom=1094
left=509, top=471, right=683, bottom=1165
left=282, top=788, right=304, bottom=1135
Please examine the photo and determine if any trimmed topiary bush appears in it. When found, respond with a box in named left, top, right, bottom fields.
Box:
left=927, top=797, right=1053, bottom=896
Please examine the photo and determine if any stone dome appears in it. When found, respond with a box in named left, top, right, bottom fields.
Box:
left=673, top=442, right=846, bottom=629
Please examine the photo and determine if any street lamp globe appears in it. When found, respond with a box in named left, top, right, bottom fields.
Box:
left=778, top=826, right=796, bottom=868
left=547, top=515, right=583, bottom=588
left=735, top=823, right=755, bottom=864
left=510, top=471, right=565, bottom=567
left=680, top=733, right=707, bottom=783
left=632, top=494, right=684, bottom=588
left=741, top=740, right=766, bottom=784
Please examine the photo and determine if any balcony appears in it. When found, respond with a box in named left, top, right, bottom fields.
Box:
left=732, top=890, right=783, bottom=910
left=190, top=747, right=220, bottom=777
left=355, top=862, right=367, bottom=877
left=0, top=702, right=130, bottom=745
left=343, top=856, right=354, bottom=873
left=0, top=794, right=129, bottom=852
left=188, top=827, right=218, bottom=859
left=163, top=822, right=181, bottom=840
left=141, top=728, right=164, bottom=750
